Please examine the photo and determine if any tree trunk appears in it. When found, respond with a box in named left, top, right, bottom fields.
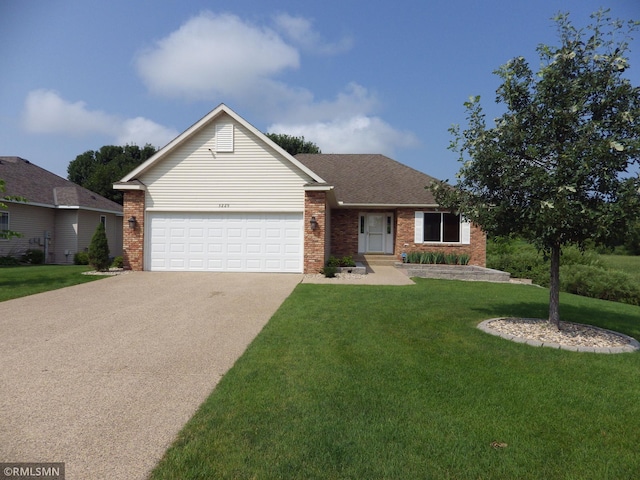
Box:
left=549, top=244, right=561, bottom=329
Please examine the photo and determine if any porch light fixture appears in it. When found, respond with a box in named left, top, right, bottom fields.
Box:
left=128, top=216, right=137, bottom=229
left=310, top=216, right=318, bottom=230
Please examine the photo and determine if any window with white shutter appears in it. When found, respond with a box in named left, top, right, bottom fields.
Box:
left=414, top=212, right=470, bottom=244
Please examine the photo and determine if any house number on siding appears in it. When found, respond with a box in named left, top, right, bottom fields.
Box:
left=218, top=204, right=230, bottom=208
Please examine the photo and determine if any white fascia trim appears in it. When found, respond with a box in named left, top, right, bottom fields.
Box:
left=5, top=199, right=122, bottom=215
left=337, top=202, right=441, bottom=208
left=119, top=104, right=326, bottom=184
left=113, top=183, right=147, bottom=191
left=145, top=207, right=304, bottom=213
left=304, top=185, right=334, bottom=191
left=57, top=205, right=123, bottom=215
left=4, top=199, right=55, bottom=209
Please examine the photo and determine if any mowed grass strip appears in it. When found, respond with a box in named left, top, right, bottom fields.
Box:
left=0, top=265, right=103, bottom=302
left=151, top=279, right=640, bottom=480
left=600, top=254, right=640, bottom=283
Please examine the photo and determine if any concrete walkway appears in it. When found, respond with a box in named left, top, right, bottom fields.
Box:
left=0, top=272, right=301, bottom=480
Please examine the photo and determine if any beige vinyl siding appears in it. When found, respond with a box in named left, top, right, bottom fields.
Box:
left=140, top=113, right=313, bottom=212
left=105, top=214, right=123, bottom=256
left=77, top=210, right=98, bottom=252
left=53, top=210, right=78, bottom=263
left=112, top=215, right=123, bottom=256
left=77, top=211, right=123, bottom=257
left=0, top=203, right=55, bottom=260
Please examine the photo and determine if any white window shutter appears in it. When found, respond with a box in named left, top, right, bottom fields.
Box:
left=414, top=212, right=424, bottom=243
left=461, top=217, right=471, bottom=244
left=216, top=124, right=234, bottom=152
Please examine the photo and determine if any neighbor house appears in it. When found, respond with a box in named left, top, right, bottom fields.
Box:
left=114, top=104, right=485, bottom=273
left=0, top=156, right=123, bottom=263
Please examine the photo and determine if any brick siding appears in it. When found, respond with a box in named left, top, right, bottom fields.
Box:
left=329, top=209, right=359, bottom=257
left=395, top=208, right=486, bottom=266
left=304, top=191, right=327, bottom=273
left=122, top=190, right=145, bottom=271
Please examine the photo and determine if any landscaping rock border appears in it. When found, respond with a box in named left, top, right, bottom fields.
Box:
left=478, top=317, right=640, bottom=353
left=82, top=268, right=131, bottom=276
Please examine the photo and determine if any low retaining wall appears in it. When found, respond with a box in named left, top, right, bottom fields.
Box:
left=336, top=263, right=367, bottom=275
left=396, top=264, right=511, bottom=282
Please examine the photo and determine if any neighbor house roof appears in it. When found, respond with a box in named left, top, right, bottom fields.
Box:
left=295, top=154, right=440, bottom=207
left=0, top=156, right=123, bottom=214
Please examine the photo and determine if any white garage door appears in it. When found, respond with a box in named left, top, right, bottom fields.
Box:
left=148, top=213, right=303, bottom=272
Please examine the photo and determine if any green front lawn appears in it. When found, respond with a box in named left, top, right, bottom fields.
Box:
left=0, top=265, right=104, bottom=302
left=151, top=279, right=640, bottom=479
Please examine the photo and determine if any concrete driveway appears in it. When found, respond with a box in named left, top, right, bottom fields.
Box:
left=0, top=272, right=301, bottom=479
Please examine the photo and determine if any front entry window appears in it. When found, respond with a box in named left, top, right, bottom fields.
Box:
left=423, top=213, right=461, bottom=243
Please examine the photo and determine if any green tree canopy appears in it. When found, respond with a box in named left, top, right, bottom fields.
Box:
left=433, top=10, right=640, bottom=327
left=67, top=144, right=156, bottom=204
left=265, top=133, right=321, bottom=155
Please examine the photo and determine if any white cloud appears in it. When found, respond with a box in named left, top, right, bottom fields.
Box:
left=272, top=13, right=352, bottom=55
left=23, top=89, right=115, bottom=136
left=132, top=11, right=418, bottom=158
left=118, top=117, right=178, bottom=148
left=22, top=89, right=177, bottom=147
left=268, top=115, right=420, bottom=156
left=267, top=83, right=419, bottom=157
left=272, top=82, right=379, bottom=124
left=135, top=12, right=299, bottom=100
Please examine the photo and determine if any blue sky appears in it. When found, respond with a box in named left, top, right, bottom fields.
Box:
left=1, top=0, right=639, bottom=182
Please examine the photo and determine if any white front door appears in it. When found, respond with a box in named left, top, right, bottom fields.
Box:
left=358, top=213, right=394, bottom=254
left=366, top=214, right=385, bottom=252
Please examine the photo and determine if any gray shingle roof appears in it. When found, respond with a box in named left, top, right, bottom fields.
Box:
left=295, top=154, right=440, bottom=206
left=0, top=156, right=123, bottom=213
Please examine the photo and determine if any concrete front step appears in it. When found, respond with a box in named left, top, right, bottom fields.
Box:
left=356, top=254, right=399, bottom=266
left=396, top=264, right=511, bottom=283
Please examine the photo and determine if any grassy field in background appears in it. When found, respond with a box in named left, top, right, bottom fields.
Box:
left=600, top=255, right=640, bottom=283
left=151, top=279, right=640, bottom=479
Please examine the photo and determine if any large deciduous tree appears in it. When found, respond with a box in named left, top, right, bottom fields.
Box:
left=265, top=133, right=321, bottom=155
left=67, top=144, right=156, bottom=204
left=433, top=10, right=640, bottom=327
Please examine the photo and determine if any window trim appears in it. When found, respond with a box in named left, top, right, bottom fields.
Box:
left=414, top=211, right=471, bottom=244
left=215, top=123, right=234, bottom=152
left=0, top=212, right=8, bottom=241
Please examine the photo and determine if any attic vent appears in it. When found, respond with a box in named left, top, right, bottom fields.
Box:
left=215, top=123, right=234, bottom=152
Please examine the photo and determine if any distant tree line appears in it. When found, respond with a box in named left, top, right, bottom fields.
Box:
left=67, top=144, right=156, bottom=204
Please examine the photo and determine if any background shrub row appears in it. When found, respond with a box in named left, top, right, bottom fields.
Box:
left=487, top=239, right=640, bottom=306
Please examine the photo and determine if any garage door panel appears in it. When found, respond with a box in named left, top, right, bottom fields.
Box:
left=266, top=244, right=281, bottom=254
left=148, top=213, right=302, bottom=272
left=246, top=243, right=262, bottom=254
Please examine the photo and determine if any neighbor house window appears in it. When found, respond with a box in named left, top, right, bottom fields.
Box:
left=100, top=215, right=106, bottom=227
left=0, top=212, right=8, bottom=240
